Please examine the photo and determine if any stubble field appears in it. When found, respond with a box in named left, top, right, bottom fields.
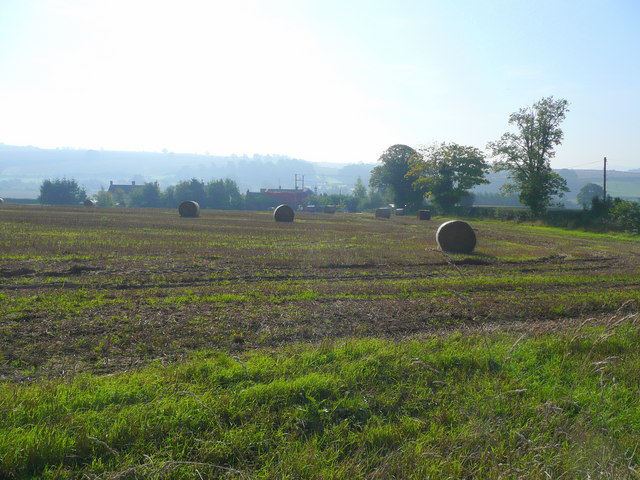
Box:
left=2, top=204, right=639, bottom=381
left=2, top=204, right=640, bottom=479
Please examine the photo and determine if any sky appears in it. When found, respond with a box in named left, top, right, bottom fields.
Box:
left=0, top=0, right=638, bottom=170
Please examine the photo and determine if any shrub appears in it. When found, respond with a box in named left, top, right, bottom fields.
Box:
left=610, top=199, right=640, bottom=234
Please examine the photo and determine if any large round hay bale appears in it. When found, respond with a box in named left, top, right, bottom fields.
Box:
left=83, top=198, right=96, bottom=207
left=178, top=200, right=200, bottom=217
left=274, top=204, right=294, bottom=222
left=436, top=220, right=476, bottom=253
left=0, top=198, right=4, bottom=204
left=395, top=208, right=405, bottom=216
left=418, top=210, right=431, bottom=220
left=323, top=205, right=336, bottom=214
left=375, top=208, right=391, bottom=219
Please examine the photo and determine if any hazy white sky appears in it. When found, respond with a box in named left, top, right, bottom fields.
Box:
left=0, top=0, right=638, bottom=169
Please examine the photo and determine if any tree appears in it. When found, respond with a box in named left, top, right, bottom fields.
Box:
left=206, top=179, right=242, bottom=209
left=407, top=142, right=489, bottom=213
left=459, top=192, right=475, bottom=207
left=348, top=177, right=368, bottom=212
left=577, top=183, right=604, bottom=208
left=95, top=189, right=115, bottom=207
left=110, top=187, right=127, bottom=206
left=163, top=186, right=177, bottom=207
left=358, top=190, right=386, bottom=212
left=226, top=179, right=243, bottom=209
left=174, top=178, right=206, bottom=206
left=38, top=178, right=87, bottom=205
left=488, top=97, right=570, bottom=217
left=130, top=182, right=162, bottom=207
left=352, top=177, right=367, bottom=200
left=369, top=144, right=423, bottom=208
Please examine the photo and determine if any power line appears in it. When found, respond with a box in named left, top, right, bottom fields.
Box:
left=560, top=159, right=602, bottom=169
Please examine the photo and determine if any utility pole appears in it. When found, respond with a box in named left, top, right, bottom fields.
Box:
left=603, top=157, right=607, bottom=200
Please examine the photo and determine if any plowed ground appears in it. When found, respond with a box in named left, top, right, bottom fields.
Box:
left=2, top=204, right=639, bottom=381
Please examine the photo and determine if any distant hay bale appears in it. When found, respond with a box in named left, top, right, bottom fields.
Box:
left=274, top=204, right=295, bottom=222
left=303, top=205, right=317, bottom=212
left=418, top=210, right=431, bottom=220
left=83, top=199, right=96, bottom=207
left=0, top=198, right=4, bottom=204
left=178, top=200, right=200, bottom=218
left=323, top=205, right=336, bottom=214
left=395, top=208, right=405, bottom=216
left=436, top=220, right=477, bottom=254
left=375, top=208, right=391, bottom=219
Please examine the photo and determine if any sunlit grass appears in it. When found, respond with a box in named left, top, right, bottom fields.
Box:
left=5, top=269, right=637, bottom=313
left=2, top=320, right=640, bottom=479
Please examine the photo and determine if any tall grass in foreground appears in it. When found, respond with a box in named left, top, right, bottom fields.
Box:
left=2, top=315, right=640, bottom=479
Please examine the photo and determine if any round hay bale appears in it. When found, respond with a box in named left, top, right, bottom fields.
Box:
left=274, top=204, right=294, bottom=222
left=83, top=198, right=96, bottom=207
left=395, top=208, right=405, bottom=216
left=0, top=197, right=4, bottom=204
left=323, top=205, right=336, bottom=214
left=375, top=208, right=391, bottom=219
left=436, top=220, right=476, bottom=254
left=178, top=200, right=200, bottom=217
left=418, top=209, right=431, bottom=220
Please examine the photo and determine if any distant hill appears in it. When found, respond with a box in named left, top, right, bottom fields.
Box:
left=0, top=144, right=375, bottom=199
left=473, top=169, right=640, bottom=205
left=0, top=143, right=638, bottom=202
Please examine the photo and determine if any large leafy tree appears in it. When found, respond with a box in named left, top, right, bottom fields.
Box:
left=408, top=142, right=489, bottom=213
left=38, top=178, right=87, bottom=205
left=369, top=144, right=423, bottom=208
left=577, top=183, right=604, bottom=208
left=488, top=97, right=569, bottom=217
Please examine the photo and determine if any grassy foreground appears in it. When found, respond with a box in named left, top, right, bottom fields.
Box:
left=3, top=315, right=640, bottom=479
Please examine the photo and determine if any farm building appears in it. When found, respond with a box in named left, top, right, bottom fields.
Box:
left=107, top=181, right=143, bottom=196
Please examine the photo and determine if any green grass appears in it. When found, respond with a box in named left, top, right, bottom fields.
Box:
left=2, top=318, right=640, bottom=479
left=5, top=269, right=638, bottom=323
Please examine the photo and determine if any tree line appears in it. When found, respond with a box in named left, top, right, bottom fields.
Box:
left=38, top=178, right=245, bottom=210
left=369, top=96, right=571, bottom=217
left=38, top=176, right=384, bottom=213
